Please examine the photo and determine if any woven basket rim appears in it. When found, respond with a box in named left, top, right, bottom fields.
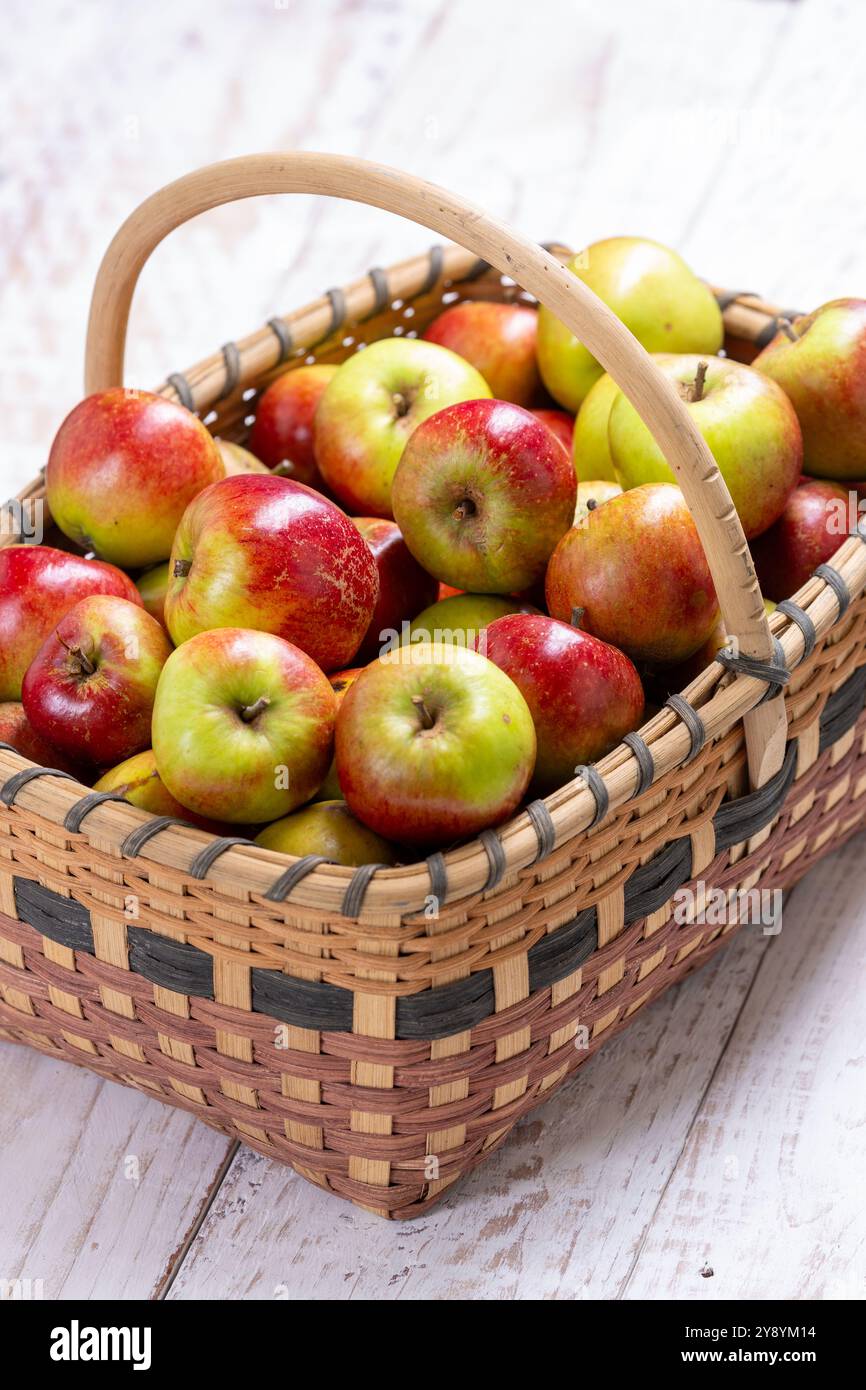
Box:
left=3, top=246, right=865, bottom=918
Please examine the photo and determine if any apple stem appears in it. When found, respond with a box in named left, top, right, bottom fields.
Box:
left=239, top=695, right=271, bottom=723
left=452, top=498, right=477, bottom=522
left=411, top=694, right=436, bottom=730
left=173, top=558, right=192, bottom=578
left=778, top=316, right=798, bottom=342
left=683, top=360, right=708, bottom=404
left=392, top=392, right=411, bottom=418
left=570, top=606, right=585, bottom=630
left=57, top=633, right=95, bottom=676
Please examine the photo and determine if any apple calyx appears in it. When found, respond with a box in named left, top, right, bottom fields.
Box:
left=411, top=694, right=436, bottom=730
left=452, top=498, right=477, bottom=522
left=680, top=360, right=708, bottom=404
left=239, top=695, right=271, bottom=723
left=173, top=558, right=192, bottom=579
left=392, top=390, right=413, bottom=419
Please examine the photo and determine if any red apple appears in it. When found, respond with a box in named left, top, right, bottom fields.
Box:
left=335, top=642, right=536, bottom=848
left=750, top=479, right=850, bottom=600
left=423, top=301, right=539, bottom=406
left=753, top=299, right=866, bottom=479
left=531, top=408, right=574, bottom=458
left=136, top=562, right=170, bottom=628
left=546, top=483, right=720, bottom=664
left=164, top=474, right=378, bottom=672
left=392, top=398, right=576, bottom=592
left=482, top=614, right=644, bottom=794
left=0, top=545, right=142, bottom=701
left=314, top=338, right=490, bottom=517
left=94, top=750, right=229, bottom=833
left=351, top=517, right=439, bottom=663
left=0, top=702, right=83, bottom=774
left=22, top=596, right=172, bottom=767
left=247, top=364, right=338, bottom=486
left=152, top=628, right=336, bottom=824
left=46, top=389, right=223, bottom=567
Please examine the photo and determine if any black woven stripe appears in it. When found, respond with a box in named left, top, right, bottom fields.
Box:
left=819, top=662, right=866, bottom=753
left=528, top=908, right=597, bottom=992
left=252, top=967, right=353, bottom=1032
left=624, top=838, right=693, bottom=921
left=127, top=926, right=214, bottom=999
left=64, top=791, right=131, bottom=833
left=1, top=765, right=77, bottom=806
left=397, top=969, right=493, bottom=1040
left=264, top=853, right=331, bottom=903
left=121, top=815, right=191, bottom=858
left=713, top=741, right=798, bottom=852
left=188, top=836, right=253, bottom=880
left=13, top=877, right=94, bottom=952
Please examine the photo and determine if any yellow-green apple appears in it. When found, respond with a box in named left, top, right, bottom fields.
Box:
left=753, top=299, right=866, bottom=479
left=0, top=702, right=83, bottom=774
left=481, top=613, right=644, bottom=795
left=164, top=474, right=378, bottom=672
left=574, top=479, right=622, bottom=522
left=531, top=408, right=574, bottom=458
left=136, top=562, right=170, bottom=628
left=537, top=238, right=723, bottom=412
left=392, top=398, right=576, bottom=592
left=314, top=338, right=490, bottom=516
left=335, top=642, right=536, bottom=848
left=608, top=355, right=802, bottom=538
left=351, top=517, right=439, bottom=663
left=216, top=439, right=269, bottom=476
left=572, top=372, right=620, bottom=482
left=94, top=749, right=228, bottom=832
left=46, top=389, right=223, bottom=567
left=750, top=479, right=849, bottom=600
left=546, top=483, right=720, bottom=663
left=423, top=301, right=538, bottom=405
left=403, top=593, right=539, bottom=653
left=152, top=628, right=336, bottom=824
left=247, top=364, right=337, bottom=486
left=255, top=800, right=401, bottom=868
left=0, top=545, right=142, bottom=700
left=22, top=596, right=171, bottom=767
left=315, top=667, right=364, bottom=801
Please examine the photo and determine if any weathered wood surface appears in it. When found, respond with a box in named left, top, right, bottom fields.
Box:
left=1, top=0, right=865, bottom=1300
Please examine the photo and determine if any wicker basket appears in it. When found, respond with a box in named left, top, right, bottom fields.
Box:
left=2, top=154, right=865, bottom=1219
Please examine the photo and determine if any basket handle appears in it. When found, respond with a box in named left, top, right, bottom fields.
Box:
left=84, top=152, right=786, bottom=791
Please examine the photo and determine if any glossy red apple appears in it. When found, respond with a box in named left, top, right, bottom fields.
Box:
left=351, top=517, right=439, bottom=663
left=482, top=614, right=644, bottom=794
left=164, top=474, right=378, bottom=672
left=0, top=702, right=83, bottom=773
left=152, top=628, right=336, bottom=824
left=392, top=398, right=576, bottom=592
left=530, top=408, right=574, bottom=458
left=750, top=479, right=850, bottom=600
left=0, top=545, right=142, bottom=700
left=22, top=596, right=172, bottom=767
left=546, top=483, right=720, bottom=664
left=247, top=364, right=338, bottom=486
left=46, top=389, right=223, bottom=567
left=423, top=301, right=539, bottom=406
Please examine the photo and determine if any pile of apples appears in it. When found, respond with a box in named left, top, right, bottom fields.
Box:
left=2, top=235, right=864, bottom=869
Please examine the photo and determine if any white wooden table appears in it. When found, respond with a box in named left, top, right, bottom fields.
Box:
left=2, top=0, right=865, bottom=1300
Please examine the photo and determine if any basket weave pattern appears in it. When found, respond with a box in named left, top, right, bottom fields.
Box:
left=2, top=207, right=865, bottom=1214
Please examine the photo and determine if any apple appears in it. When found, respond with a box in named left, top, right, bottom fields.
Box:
left=0, top=545, right=143, bottom=701
left=392, top=398, right=576, bottom=592
left=750, top=479, right=849, bottom=600
left=216, top=439, right=269, bottom=476
left=335, top=641, right=536, bottom=848
left=247, top=364, right=337, bottom=486
left=482, top=614, right=644, bottom=794
left=314, top=338, right=490, bottom=517
left=46, top=388, right=223, bottom=568
left=315, top=667, right=364, bottom=800
left=255, top=800, right=401, bottom=867
left=647, top=599, right=776, bottom=698
left=403, top=592, right=540, bottom=653
left=546, top=483, right=720, bottom=663
left=537, top=237, right=724, bottom=412
left=0, top=702, right=83, bottom=774
left=608, top=355, right=802, bottom=539
left=351, top=517, right=439, bottom=664
left=22, top=596, right=172, bottom=767
left=572, top=372, right=620, bottom=482
left=574, top=479, right=622, bottom=523
left=423, top=300, right=538, bottom=405
left=136, top=562, right=170, bottom=628
left=94, top=749, right=228, bottom=832
left=164, top=474, right=378, bottom=672
left=531, top=408, right=574, bottom=458
left=152, top=627, right=336, bottom=824
left=753, top=299, right=866, bottom=479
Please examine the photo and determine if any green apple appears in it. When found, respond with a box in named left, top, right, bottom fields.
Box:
left=400, top=593, right=539, bottom=654
left=572, top=372, right=620, bottom=482
left=537, top=237, right=724, bottom=412
left=255, top=800, right=401, bottom=867
left=574, top=479, right=622, bottom=523
left=608, top=355, right=802, bottom=538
